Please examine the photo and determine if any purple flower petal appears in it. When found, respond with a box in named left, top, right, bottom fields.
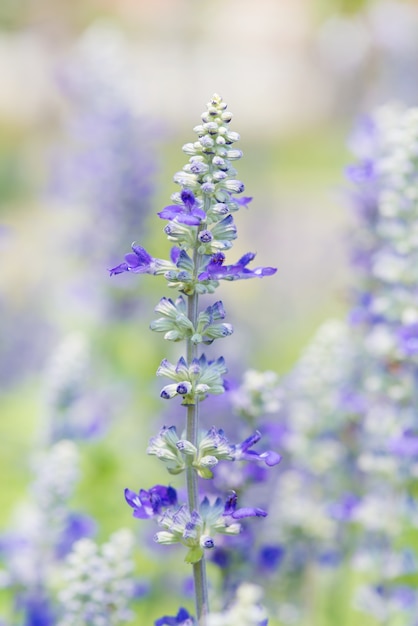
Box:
left=110, top=243, right=155, bottom=275
left=158, top=205, right=187, bottom=219
left=231, top=507, right=268, bottom=519
left=181, top=189, right=196, bottom=208
left=235, top=196, right=253, bottom=207
left=259, top=450, right=282, bottom=466
left=198, top=251, right=277, bottom=282
left=109, top=262, right=129, bottom=275
left=158, top=190, right=205, bottom=225
left=125, top=484, right=177, bottom=519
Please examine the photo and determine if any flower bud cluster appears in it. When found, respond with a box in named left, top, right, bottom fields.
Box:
left=154, top=492, right=266, bottom=565
left=147, top=426, right=280, bottom=479
left=110, top=95, right=276, bottom=295
left=157, top=355, right=227, bottom=404
left=175, top=94, right=245, bottom=215
left=150, top=296, right=233, bottom=344
left=57, top=529, right=136, bottom=626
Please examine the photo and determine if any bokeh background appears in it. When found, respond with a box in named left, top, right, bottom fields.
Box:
left=1, top=0, right=418, bottom=623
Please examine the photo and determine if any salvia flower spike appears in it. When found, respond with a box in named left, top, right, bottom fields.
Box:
left=111, top=94, right=278, bottom=624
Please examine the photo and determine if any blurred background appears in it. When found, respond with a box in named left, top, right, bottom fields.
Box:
left=1, top=0, right=418, bottom=623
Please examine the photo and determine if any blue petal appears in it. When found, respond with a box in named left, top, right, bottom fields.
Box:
left=109, top=262, right=129, bottom=275
left=175, top=214, right=203, bottom=226
left=124, top=488, right=142, bottom=509
left=260, top=450, right=282, bottom=466
left=158, top=205, right=186, bottom=220
left=232, top=507, right=267, bottom=519
left=180, top=189, right=196, bottom=208
left=131, top=244, right=153, bottom=263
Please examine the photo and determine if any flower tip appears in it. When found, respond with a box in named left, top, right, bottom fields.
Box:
left=261, top=450, right=282, bottom=466
left=109, top=262, right=128, bottom=276
left=252, top=266, right=277, bottom=278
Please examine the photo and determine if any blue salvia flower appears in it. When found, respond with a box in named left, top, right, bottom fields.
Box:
left=124, top=484, right=178, bottom=519
left=111, top=94, right=277, bottom=623
left=158, top=189, right=206, bottom=226
left=110, top=95, right=276, bottom=296
left=147, top=425, right=279, bottom=480
left=197, top=252, right=276, bottom=282
left=154, top=492, right=266, bottom=565
left=109, top=244, right=162, bottom=276
left=229, top=431, right=281, bottom=467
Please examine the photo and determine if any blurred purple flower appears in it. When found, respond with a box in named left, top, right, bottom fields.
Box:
left=327, top=493, right=361, bottom=521
left=125, top=484, right=178, bottom=519
left=257, top=544, right=285, bottom=573
left=56, top=512, right=97, bottom=558
left=397, top=323, right=418, bottom=355
left=155, top=607, right=194, bottom=626
left=346, top=159, right=376, bottom=185
left=16, top=592, right=55, bottom=626
left=51, top=46, right=155, bottom=259
left=388, top=431, right=418, bottom=457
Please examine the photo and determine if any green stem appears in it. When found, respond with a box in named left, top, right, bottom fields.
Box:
left=187, top=290, right=209, bottom=625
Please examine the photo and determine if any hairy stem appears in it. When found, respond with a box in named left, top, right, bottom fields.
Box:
left=187, top=290, right=209, bottom=624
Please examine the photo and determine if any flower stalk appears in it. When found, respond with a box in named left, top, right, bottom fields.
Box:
left=187, top=290, right=210, bottom=624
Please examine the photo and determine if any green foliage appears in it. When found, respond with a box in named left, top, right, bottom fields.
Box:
left=316, top=0, right=372, bottom=19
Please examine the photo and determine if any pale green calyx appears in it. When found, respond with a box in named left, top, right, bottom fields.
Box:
left=150, top=296, right=233, bottom=345
left=146, top=425, right=186, bottom=475
left=157, top=355, right=227, bottom=405
left=147, top=425, right=235, bottom=479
